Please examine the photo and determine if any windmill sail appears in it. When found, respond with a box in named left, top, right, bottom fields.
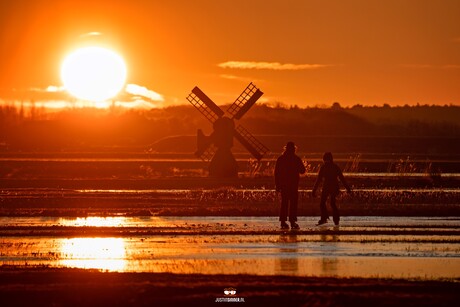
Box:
left=227, top=82, right=263, bottom=120
left=195, top=129, right=213, bottom=159
left=234, top=125, right=269, bottom=161
left=187, top=83, right=270, bottom=176
left=186, top=87, right=224, bottom=123
left=196, top=142, right=217, bottom=162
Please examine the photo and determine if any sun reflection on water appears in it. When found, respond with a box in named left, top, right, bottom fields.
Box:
left=60, top=237, right=127, bottom=271
left=60, top=217, right=128, bottom=227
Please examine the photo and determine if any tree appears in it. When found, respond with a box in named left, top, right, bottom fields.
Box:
left=331, top=102, right=342, bottom=110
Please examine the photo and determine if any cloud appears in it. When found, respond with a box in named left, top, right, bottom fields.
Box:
left=125, top=84, right=164, bottom=102
left=0, top=86, right=71, bottom=101
left=219, top=74, right=262, bottom=82
left=80, top=32, right=103, bottom=38
left=45, top=85, right=65, bottom=92
left=443, top=65, right=460, bottom=69
left=402, top=64, right=460, bottom=69
left=0, top=84, right=166, bottom=110
left=218, top=61, right=331, bottom=70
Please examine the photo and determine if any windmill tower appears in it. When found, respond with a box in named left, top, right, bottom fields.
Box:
left=186, top=82, right=269, bottom=177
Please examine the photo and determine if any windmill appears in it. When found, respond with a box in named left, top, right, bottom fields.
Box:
left=186, top=82, right=269, bottom=177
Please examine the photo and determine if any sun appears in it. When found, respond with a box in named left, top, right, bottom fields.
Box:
left=61, top=46, right=127, bottom=102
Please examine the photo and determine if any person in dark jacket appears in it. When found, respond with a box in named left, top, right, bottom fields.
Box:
left=275, top=141, right=306, bottom=229
left=312, top=152, right=351, bottom=226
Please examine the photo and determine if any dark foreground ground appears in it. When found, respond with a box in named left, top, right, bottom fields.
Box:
left=0, top=267, right=459, bottom=307
left=1, top=165, right=459, bottom=306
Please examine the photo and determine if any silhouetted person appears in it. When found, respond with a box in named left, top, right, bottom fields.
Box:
left=275, top=142, right=306, bottom=229
left=312, top=152, right=351, bottom=226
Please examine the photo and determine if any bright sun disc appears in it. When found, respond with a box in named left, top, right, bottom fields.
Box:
left=61, top=46, right=127, bottom=102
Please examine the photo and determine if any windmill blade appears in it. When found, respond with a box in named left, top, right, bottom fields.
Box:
left=227, top=82, right=263, bottom=120
left=234, top=125, right=269, bottom=161
left=186, top=86, right=224, bottom=123
left=196, top=142, right=217, bottom=162
left=195, top=129, right=212, bottom=161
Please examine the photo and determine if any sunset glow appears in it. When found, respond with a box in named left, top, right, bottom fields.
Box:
left=1, top=1, right=459, bottom=305
left=1, top=0, right=459, bottom=107
left=61, top=47, right=127, bottom=102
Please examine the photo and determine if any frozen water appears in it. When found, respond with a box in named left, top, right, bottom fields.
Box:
left=1, top=216, right=459, bottom=279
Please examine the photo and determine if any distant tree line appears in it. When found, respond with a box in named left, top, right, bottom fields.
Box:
left=0, top=103, right=459, bottom=151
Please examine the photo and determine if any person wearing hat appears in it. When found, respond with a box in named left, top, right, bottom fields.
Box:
left=275, top=141, right=306, bottom=229
left=312, top=152, right=352, bottom=226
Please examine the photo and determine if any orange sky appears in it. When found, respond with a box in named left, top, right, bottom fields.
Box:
left=0, top=0, right=459, bottom=107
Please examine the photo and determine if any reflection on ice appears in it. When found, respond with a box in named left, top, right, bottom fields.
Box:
left=60, top=238, right=126, bottom=271
left=1, top=234, right=460, bottom=279
left=276, top=234, right=299, bottom=274
left=1, top=217, right=460, bottom=279
left=60, top=217, right=128, bottom=227
left=1, top=216, right=460, bottom=229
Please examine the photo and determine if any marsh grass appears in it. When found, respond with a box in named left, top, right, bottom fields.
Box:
left=186, top=188, right=459, bottom=206
left=343, top=154, right=361, bottom=173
